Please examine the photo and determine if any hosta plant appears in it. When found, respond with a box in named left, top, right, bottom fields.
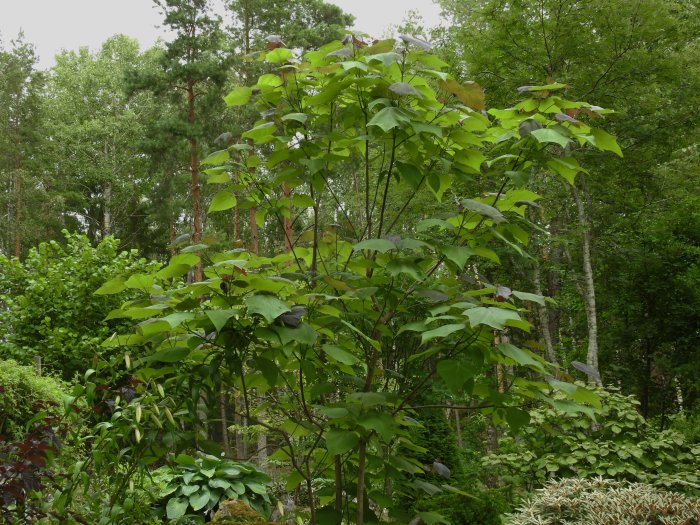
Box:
left=154, top=453, right=272, bottom=523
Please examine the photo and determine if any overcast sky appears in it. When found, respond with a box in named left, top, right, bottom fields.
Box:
left=0, top=0, right=443, bottom=70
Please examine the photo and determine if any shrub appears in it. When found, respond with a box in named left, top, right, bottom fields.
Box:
left=507, top=478, right=700, bottom=525
left=414, top=485, right=508, bottom=525
left=483, top=385, right=700, bottom=495
left=0, top=358, right=69, bottom=440
left=0, top=231, right=159, bottom=380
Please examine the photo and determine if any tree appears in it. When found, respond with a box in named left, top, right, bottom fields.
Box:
left=0, top=32, right=44, bottom=258
left=83, top=35, right=617, bottom=524
left=138, top=0, right=231, bottom=280
left=40, top=36, right=157, bottom=249
left=227, top=0, right=354, bottom=53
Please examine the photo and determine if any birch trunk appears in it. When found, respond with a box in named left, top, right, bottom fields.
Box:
left=571, top=180, right=601, bottom=384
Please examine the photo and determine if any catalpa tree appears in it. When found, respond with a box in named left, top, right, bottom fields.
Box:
left=88, top=34, right=619, bottom=525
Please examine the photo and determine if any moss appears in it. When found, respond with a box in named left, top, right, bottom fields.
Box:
left=211, top=499, right=277, bottom=524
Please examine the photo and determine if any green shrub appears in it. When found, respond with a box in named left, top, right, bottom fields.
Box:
left=483, top=385, right=700, bottom=495
left=414, top=485, right=508, bottom=525
left=506, top=478, right=700, bottom=525
left=0, top=358, right=69, bottom=439
left=0, top=231, right=159, bottom=380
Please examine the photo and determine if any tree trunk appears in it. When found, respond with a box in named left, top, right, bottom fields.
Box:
left=249, top=207, right=259, bottom=254
left=356, top=440, right=367, bottom=525
left=283, top=183, right=293, bottom=252
left=220, top=387, right=231, bottom=458
left=103, top=180, right=112, bottom=237
left=571, top=180, right=601, bottom=384
left=187, top=79, right=203, bottom=282
left=533, top=260, right=558, bottom=365
left=14, top=167, right=21, bottom=258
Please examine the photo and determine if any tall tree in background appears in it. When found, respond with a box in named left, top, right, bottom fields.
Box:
left=0, top=33, right=43, bottom=258
left=144, top=0, right=230, bottom=279
left=228, top=0, right=354, bottom=53
left=42, top=36, right=155, bottom=248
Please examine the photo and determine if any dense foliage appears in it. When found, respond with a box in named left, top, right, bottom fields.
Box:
left=0, top=0, right=699, bottom=523
left=0, top=231, right=158, bottom=379
left=484, top=385, right=700, bottom=495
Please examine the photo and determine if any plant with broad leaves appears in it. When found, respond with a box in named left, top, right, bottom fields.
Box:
left=93, top=34, right=621, bottom=524
left=483, top=385, right=700, bottom=496
left=153, top=453, right=272, bottom=523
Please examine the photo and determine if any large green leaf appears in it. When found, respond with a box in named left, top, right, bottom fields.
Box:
left=505, top=407, right=531, bottom=433
left=166, top=496, right=189, bottom=520
left=206, top=310, right=238, bottom=331
left=242, top=122, right=276, bottom=143
left=201, top=149, right=230, bottom=166
left=437, top=359, right=478, bottom=392
left=368, top=107, right=411, bottom=132
left=498, top=343, right=546, bottom=372
left=245, top=295, right=290, bottom=323
left=266, top=47, right=293, bottom=63
left=512, top=290, right=546, bottom=305
left=322, top=344, right=359, bottom=365
left=460, top=199, right=505, bottom=223
left=358, top=413, right=394, bottom=441
left=189, top=486, right=210, bottom=511
left=147, top=347, right=190, bottom=363
left=591, top=128, right=623, bottom=157
left=224, top=86, right=252, bottom=107
left=530, top=128, right=571, bottom=148
left=325, top=430, right=359, bottom=455
left=208, top=191, right=237, bottom=212
left=440, top=79, right=485, bottom=110
left=441, top=246, right=474, bottom=269
left=124, top=273, right=154, bottom=290
left=421, top=323, right=464, bottom=343
left=389, top=82, right=423, bottom=98
left=353, top=238, right=396, bottom=253
left=466, top=307, right=521, bottom=330
left=95, top=277, right=126, bottom=295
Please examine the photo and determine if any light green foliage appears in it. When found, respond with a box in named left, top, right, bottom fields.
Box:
left=506, top=478, right=700, bottom=525
left=228, top=0, right=354, bottom=52
left=42, top=36, right=157, bottom=247
left=89, top=35, right=621, bottom=525
left=0, top=359, right=69, bottom=440
left=484, top=386, right=700, bottom=495
left=0, top=231, right=159, bottom=379
left=153, top=454, right=272, bottom=522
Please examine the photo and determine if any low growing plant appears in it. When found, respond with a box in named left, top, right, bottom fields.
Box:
left=484, top=385, right=700, bottom=495
left=506, top=478, right=700, bottom=525
left=154, top=453, right=272, bottom=523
